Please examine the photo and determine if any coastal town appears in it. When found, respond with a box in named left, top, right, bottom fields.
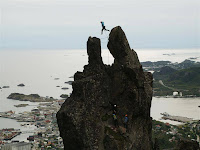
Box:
left=0, top=99, right=65, bottom=150
left=152, top=119, right=200, bottom=149
left=1, top=96, right=200, bottom=149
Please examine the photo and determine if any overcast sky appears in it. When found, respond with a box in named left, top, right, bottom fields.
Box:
left=0, top=0, right=199, bottom=49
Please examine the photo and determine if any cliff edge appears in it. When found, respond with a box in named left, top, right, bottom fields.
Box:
left=57, top=26, right=153, bottom=150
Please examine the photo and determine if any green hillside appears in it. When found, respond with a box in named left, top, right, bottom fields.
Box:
left=153, top=67, right=200, bottom=96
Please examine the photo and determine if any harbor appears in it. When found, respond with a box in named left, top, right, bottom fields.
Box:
left=0, top=100, right=65, bottom=149
left=0, top=128, right=21, bottom=141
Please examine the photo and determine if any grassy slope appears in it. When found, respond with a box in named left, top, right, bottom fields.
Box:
left=153, top=67, right=200, bottom=96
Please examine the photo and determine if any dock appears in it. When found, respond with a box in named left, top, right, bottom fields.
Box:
left=161, top=112, right=193, bottom=123
left=0, top=128, right=21, bottom=141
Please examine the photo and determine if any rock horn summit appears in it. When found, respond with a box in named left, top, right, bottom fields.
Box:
left=57, top=26, right=153, bottom=150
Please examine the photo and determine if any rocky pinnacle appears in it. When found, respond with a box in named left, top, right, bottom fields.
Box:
left=57, top=26, right=153, bottom=150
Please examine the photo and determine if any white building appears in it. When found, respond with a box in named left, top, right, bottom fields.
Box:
left=173, top=91, right=179, bottom=96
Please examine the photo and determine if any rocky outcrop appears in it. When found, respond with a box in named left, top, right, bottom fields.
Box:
left=107, top=26, right=141, bottom=70
left=7, top=93, right=55, bottom=102
left=65, top=81, right=73, bottom=85
left=61, top=87, right=69, bottom=90
left=14, top=104, right=29, bottom=107
left=17, top=83, right=25, bottom=87
left=175, top=139, right=199, bottom=150
left=57, top=26, right=153, bottom=150
left=2, top=86, right=10, bottom=88
left=60, top=94, right=68, bottom=99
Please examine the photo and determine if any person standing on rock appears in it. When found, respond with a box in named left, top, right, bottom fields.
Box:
left=124, top=114, right=128, bottom=131
left=100, top=21, right=109, bottom=34
left=113, top=113, right=119, bottom=128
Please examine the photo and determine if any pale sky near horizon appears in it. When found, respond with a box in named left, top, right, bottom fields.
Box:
left=0, top=0, right=199, bottom=49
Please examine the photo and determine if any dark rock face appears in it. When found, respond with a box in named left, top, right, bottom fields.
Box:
left=176, top=139, right=199, bottom=150
left=57, top=26, right=153, bottom=150
left=87, top=37, right=103, bottom=66
left=107, top=26, right=141, bottom=70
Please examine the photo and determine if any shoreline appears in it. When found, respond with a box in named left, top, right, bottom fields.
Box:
left=153, top=96, right=199, bottom=98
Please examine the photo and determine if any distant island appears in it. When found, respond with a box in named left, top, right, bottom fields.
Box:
left=7, top=93, right=56, bottom=102
left=141, top=60, right=200, bottom=97
left=14, top=104, right=29, bottom=107
left=141, top=59, right=200, bottom=72
left=17, top=83, right=25, bottom=87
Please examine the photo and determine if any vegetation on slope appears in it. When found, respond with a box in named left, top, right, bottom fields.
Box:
left=153, top=67, right=200, bottom=96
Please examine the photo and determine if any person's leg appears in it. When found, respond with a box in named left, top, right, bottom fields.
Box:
left=101, top=28, right=103, bottom=34
left=114, top=120, right=117, bottom=128
left=116, top=120, right=119, bottom=127
left=104, top=26, right=109, bottom=31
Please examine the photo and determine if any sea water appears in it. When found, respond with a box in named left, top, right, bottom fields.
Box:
left=0, top=48, right=199, bottom=140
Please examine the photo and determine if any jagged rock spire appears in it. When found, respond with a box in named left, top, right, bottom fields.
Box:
left=57, top=26, right=153, bottom=150
left=108, top=26, right=141, bottom=69
left=87, top=37, right=103, bottom=66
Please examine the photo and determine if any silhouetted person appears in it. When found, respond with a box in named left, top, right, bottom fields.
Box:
left=124, top=114, right=128, bottom=131
left=113, top=113, right=119, bottom=128
left=100, top=21, right=109, bottom=34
